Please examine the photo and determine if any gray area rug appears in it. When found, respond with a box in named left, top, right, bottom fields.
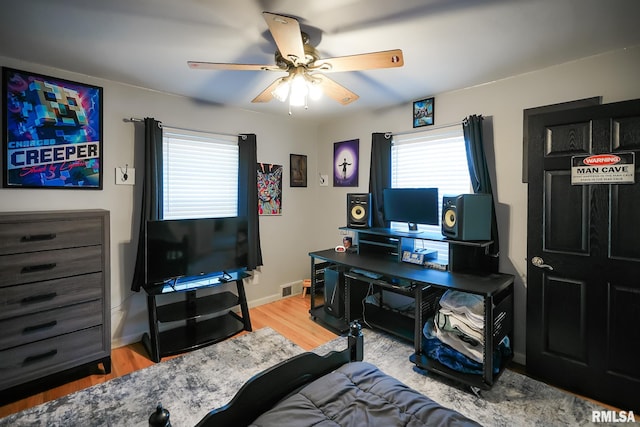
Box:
left=0, top=327, right=622, bottom=426
left=315, top=329, right=621, bottom=427
left=0, top=328, right=304, bottom=427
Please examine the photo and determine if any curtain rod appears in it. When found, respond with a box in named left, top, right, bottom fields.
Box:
left=385, top=120, right=463, bottom=139
left=125, top=117, right=247, bottom=140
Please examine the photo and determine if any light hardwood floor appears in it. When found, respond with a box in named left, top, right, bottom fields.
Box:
left=0, top=295, right=335, bottom=419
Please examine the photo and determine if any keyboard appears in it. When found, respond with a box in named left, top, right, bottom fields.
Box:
left=350, top=268, right=383, bottom=280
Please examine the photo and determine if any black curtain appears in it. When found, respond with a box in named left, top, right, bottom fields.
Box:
left=238, top=134, right=263, bottom=270
left=131, top=118, right=164, bottom=292
left=368, top=132, right=392, bottom=228
left=462, top=115, right=500, bottom=264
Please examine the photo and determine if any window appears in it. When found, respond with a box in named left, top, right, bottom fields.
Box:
left=391, top=128, right=472, bottom=262
left=162, top=128, right=238, bottom=219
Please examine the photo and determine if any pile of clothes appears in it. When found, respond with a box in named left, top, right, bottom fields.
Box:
left=422, top=289, right=510, bottom=375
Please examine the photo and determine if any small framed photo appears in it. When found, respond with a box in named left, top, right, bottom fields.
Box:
left=413, top=97, right=434, bottom=128
left=2, top=67, right=103, bottom=189
left=289, top=154, right=307, bottom=187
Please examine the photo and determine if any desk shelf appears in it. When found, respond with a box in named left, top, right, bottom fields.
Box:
left=362, top=303, right=414, bottom=343
left=340, top=226, right=495, bottom=272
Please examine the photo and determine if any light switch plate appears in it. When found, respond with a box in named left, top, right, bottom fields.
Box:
left=115, top=167, right=135, bottom=185
left=319, top=174, right=328, bottom=186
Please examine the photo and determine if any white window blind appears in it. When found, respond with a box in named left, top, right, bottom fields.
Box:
left=162, top=128, right=238, bottom=219
left=391, top=128, right=472, bottom=261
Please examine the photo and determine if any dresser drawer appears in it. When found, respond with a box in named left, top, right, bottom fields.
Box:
left=0, top=218, right=104, bottom=255
left=0, top=272, right=103, bottom=320
left=0, top=246, right=102, bottom=288
left=0, top=326, right=106, bottom=390
left=0, top=217, right=104, bottom=256
left=0, top=299, right=103, bottom=349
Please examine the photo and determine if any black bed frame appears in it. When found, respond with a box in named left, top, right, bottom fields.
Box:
left=195, top=322, right=364, bottom=426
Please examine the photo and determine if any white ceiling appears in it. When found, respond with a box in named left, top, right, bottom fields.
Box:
left=1, top=0, right=639, bottom=119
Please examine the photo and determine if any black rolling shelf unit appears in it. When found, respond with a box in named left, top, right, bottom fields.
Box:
left=142, top=271, right=252, bottom=362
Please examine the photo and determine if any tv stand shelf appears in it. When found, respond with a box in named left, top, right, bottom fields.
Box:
left=142, top=271, right=251, bottom=362
left=155, top=291, right=240, bottom=323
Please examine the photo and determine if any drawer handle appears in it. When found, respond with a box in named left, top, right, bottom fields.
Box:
left=20, top=233, right=57, bottom=242
left=21, top=292, right=58, bottom=304
left=23, top=349, right=58, bottom=366
left=23, top=320, right=58, bottom=334
left=21, top=263, right=57, bottom=274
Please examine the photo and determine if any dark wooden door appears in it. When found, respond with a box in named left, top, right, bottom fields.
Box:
left=526, top=99, right=640, bottom=411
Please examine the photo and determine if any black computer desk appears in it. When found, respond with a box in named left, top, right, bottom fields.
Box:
left=309, top=248, right=514, bottom=390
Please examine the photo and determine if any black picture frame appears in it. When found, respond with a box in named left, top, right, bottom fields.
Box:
left=2, top=67, right=103, bottom=189
left=290, top=154, right=307, bottom=187
left=413, top=97, right=434, bottom=128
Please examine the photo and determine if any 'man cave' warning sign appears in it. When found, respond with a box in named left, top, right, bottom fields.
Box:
left=571, top=153, right=635, bottom=185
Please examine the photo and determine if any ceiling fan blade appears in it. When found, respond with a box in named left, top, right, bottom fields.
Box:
left=188, top=61, right=283, bottom=72
left=262, top=12, right=306, bottom=66
left=315, top=74, right=359, bottom=105
left=251, top=78, right=285, bottom=103
left=313, top=49, right=404, bottom=73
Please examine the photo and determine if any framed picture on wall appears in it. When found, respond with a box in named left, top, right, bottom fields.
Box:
left=2, top=67, right=103, bottom=189
left=413, top=97, right=434, bottom=128
left=333, top=139, right=359, bottom=187
left=290, top=154, right=307, bottom=187
left=257, top=162, right=282, bottom=215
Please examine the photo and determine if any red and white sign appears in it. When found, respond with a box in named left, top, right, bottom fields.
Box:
left=571, top=152, right=635, bottom=185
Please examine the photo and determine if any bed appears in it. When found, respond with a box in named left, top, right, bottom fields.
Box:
left=195, top=323, right=480, bottom=427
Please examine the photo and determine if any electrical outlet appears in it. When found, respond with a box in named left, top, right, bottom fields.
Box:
left=115, top=167, right=135, bottom=185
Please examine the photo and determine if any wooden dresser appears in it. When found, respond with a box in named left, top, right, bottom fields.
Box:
left=0, top=210, right=110, bottom=392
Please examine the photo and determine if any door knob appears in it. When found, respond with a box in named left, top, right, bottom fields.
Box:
left=531, top=256, right=554, bottom=270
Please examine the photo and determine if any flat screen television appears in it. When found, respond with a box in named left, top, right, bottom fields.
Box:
left=383, top=187, right=439, bottom=231
left=145, top=216, right=248, bottom=285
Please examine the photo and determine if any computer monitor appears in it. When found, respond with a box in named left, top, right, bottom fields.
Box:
left=383, top=187, right=439, bottom=231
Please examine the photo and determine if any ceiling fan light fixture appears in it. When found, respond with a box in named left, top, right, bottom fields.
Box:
left=271, top=78, right=290, bottom=102
left=289, top=75, right=308, bottom=107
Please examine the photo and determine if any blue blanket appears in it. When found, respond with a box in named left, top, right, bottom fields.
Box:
left=422, top=319, right=511, bottom=375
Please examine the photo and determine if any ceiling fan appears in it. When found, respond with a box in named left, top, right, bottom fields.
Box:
left=188, top=12, right=404, bottom=110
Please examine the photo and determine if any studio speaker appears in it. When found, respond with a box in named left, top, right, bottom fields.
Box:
left=442, top=193, right=492, bottom=241
left=347, top=193, right=372, bottom=228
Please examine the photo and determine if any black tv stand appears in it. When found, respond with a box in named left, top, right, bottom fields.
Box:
left=142, top=271, right=252, bottom=362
